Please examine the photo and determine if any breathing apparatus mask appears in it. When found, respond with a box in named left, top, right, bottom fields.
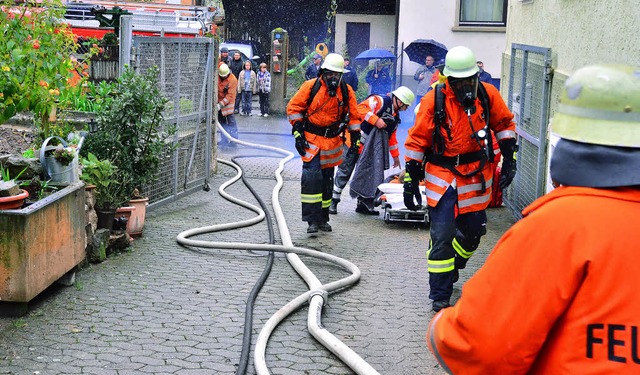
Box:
left=449, top=74, right=479, bottom=115
left=323, top=71, right=342, bottom=97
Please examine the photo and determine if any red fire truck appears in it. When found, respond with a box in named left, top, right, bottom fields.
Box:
left=62, top=0, right=220, bottom=39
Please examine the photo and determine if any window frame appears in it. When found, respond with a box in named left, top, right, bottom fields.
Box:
left=454, top=0, right=508, bottom=30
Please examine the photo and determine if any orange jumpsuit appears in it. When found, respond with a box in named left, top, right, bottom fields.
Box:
left=287, top=79, right=361, bottom=168
left=218, top=73, right=237, bottom=116
left=405, top=82, right=515, bottom=214
left=287, top=78, right=361, bottom=223
left=428, top=186, right=640, bottom=374
left=357, top=94, right=400, bottom=159
left=406, top=81, right=516, bottom=305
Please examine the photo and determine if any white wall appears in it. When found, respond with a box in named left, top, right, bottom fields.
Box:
left=334, top=14, right=396, bottom=56
left=397, top=0, right=506, bottom=80
left=506, top=0, right=639, bottom=77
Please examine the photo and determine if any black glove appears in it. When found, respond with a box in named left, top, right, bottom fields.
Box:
left=382, top=117, right=396, bottom=128
left=349, top=131, right=361, bottom=153
left=498, top=138, right=518, bottom=189
left=292, top=122, right=309, bottom=156
left=403, top=172, right=422, bottom=211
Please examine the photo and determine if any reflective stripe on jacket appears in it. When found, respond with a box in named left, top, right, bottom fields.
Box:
left=287, top=78, right=362, bottom=168
left=405, top=82, right=515, bottom=214
left=358, top=94, right=400, bottom=158
left=427, top=186, right=640, bottom=374
left=218, top=73, right=238, bottom=116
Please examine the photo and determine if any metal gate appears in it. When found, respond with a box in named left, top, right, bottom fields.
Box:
left=132, top=36, right=215, bottom=208
left=504, top=44, right=553, bottom=219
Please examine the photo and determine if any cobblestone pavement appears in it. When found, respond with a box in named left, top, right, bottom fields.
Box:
left=0, top=112, right=517, bottom=374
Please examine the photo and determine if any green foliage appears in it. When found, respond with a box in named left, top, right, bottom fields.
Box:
left=0, top=0, right=77, bottom=130
left=22, top=148, right=35, bottom=158
left=80, top=153, right=130, bottom=210
left=58, top=80, right=116, bottom=114
left=165, top=98, right=194, bottom=115
left=0, top=165, right=27, bottom=182
left=80, top=66, right=176, bottom=197
left=355, top=69, right=371, bottom=103
left=36, top=179, right=56, bottom=200
left=101, top=32, right=118, bottom=46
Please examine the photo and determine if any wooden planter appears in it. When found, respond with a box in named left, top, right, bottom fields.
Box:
left=0, top=182, right=86, bottom=316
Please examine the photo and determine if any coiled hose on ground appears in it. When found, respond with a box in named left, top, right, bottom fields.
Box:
left=176, top=122, right=380, bottom=374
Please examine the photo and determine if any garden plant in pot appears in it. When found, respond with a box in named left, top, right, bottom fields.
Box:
left=80, top=66, right=176, bottom=237
left=0, top=165, right=29, bottom=210
left=80, top=153, right=131, bottom=231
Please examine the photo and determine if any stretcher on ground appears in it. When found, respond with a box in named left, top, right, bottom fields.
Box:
left=376, top=183, right=429, bottom=225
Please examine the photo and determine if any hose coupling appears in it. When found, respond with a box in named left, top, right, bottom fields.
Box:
left=308, top=289, right=328, bottom=305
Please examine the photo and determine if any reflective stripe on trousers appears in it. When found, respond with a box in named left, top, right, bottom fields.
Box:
left=301, top=153, right=334, bottom=223
left=332, top=145, right=359, bottom=201
left=427, top=186, right=487, bottom=301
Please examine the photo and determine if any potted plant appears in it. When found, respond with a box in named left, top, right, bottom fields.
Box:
left=0, top=165, right=29, bottom=210
left=80, top=153, right=131, bottom=230
left=80, top=66, right=176, bottom=236
left=40, top=136, right=80, bottom=184
left=52, top=146, right=76, bottom=166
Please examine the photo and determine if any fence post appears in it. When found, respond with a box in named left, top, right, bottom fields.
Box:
left=120, top=15, right=133, bottom=72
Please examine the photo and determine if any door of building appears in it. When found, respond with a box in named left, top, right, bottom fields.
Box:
left=346, top=22, right=370, bottom=76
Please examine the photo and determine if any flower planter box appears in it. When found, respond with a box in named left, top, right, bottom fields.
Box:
left=0, top=182, right=86, bottom=316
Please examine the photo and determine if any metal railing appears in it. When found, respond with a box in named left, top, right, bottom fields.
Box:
left=504, top=43, right=553, bottom=219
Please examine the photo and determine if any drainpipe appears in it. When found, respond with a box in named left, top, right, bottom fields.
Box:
left=394, top=0, right=401, bottom=87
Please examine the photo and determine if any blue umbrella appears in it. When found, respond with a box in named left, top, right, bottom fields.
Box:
left=403, top=39, right=448, bottom=64
left=354, top=48, right=396, bottom=60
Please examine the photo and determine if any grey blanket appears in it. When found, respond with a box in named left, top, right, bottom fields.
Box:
left=350, top=127, right=389, bottom=199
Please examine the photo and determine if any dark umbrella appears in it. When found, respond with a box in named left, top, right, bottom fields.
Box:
left=403, top=39, right=448, bottom=64
left=354, top=47, right=396, bottom=60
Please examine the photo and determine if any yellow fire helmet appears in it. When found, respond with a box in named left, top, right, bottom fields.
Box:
left=552, top=64, right=640, bottom=148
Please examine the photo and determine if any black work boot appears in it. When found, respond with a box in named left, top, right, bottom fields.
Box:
left=328, top=199, right=338, bottom=215
left=432, top=299, right=451, bottom=312
left=355, top=201, right=379, bottom=215
left=318, top=222, right=332, bottom=232
left=307, top=222, right=319, bottom=233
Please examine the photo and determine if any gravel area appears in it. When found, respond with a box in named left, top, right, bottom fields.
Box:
left=0, top=125, right=37, bottom=156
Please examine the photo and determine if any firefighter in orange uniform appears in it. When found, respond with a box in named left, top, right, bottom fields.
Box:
left=287, top=53, right=362, bottom=234
left=427, top=64, right=640, bottom=374
left=216, top=63, right=238, bottom=147
left=404, top=46, right=517, bottom=312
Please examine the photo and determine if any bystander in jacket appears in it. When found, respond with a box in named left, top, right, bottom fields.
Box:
left=256, top=63, right=271, bottom=117
left=237, top=60, right=257, bottom=116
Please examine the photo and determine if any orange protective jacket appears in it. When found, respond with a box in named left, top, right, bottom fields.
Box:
left=357, top=94, right=400, bottom=158
left=427, top=186, right=640, bottom=374
left=405, top=82, right=515, bottom=214
left=217, top=73, right=237, bottom=116
left=287, top=78, right=362, bottom=168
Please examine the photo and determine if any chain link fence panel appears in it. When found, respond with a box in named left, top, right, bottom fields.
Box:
left=132, top=36, right=215, bottom=207
left=504, top=44, right=553, bottom=219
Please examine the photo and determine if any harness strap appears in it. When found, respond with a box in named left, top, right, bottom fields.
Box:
left=428, top=150, right=485, bottom=168
left=303, top=122, right=345, bottom=138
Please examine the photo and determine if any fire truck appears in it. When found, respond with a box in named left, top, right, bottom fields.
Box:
left=62, top=0, right=221, bottom=39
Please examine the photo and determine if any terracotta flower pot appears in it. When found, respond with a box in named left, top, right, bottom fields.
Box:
left=127, top=197, right=149, bottom=238
left=0, top=190, right=29, bottom=210
left=115, top=206, right=136, bottom=234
